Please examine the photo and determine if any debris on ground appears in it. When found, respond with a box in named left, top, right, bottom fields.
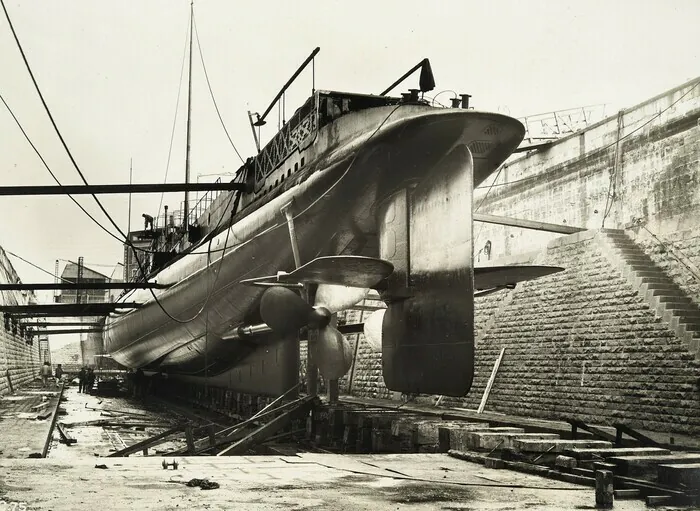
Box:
left=186, top=478, right=220, bottom=490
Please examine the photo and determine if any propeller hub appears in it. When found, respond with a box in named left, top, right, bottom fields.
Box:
left=309, top=306, right=332, bottom=329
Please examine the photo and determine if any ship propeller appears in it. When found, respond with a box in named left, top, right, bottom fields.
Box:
left=362, top=308, right=386, bottom=351
left=260, top=284, right=368, bottom=380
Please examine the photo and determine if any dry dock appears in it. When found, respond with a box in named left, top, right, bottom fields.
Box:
left=0, top=383, right=661, bottom=510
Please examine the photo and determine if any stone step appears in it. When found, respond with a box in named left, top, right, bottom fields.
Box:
left=651, top=294, right=692, bottom=304
left=665, top=310, right=700, bottom=329
left=564, top=447, right=671, bottom=461
left=633, top=269, right=669, bottom=279
left=625, top=261, right=659, bottom=271
left=614, top=252, right=649, bottom=261
left=614, top=246, right=646, bottom=256
left=640, top=289, right=695, bottom=308
left=624, top=265, right=664, bottom=278
left=611, top=242, right=644, bottom=253
left=686, top=333, right=700, bottom=354
left=607, top=453, right=700, bottom=480
left=446, top=427, right=525, bottom=452
left=607, top=235, right=637, bottom=244
left=678, top=322, right=700, bottom=336
left=659, top=304, right=700, bottom=320
left=464, top=431, right=560, bottom=451
left=635, top=277, right=673, bottom=287
left=513, top=439, right=612, bottom=454
left=657, top=463, right=700, bottom=489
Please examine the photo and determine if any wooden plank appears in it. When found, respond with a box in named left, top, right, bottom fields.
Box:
left=477, top=348, right=505, bottom=413
left=567, top=419, right=618, bottom=443
left=56, top=423, right=77, bottom=445
left=217, top=396, right=314, bottom=456
left=208, top=425, right=216, bottom=447
left=646, top=495, right=672, bottom=507
left=168, top=393, right=310, bottom=456
left=613, top=424, right=661, bottom=447
left=473, top=213, right=585, bottom=234
left=613, top=489, right=641, bottom=499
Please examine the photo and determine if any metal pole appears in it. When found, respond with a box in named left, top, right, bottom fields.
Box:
left=127, top=158, right=133, bottom=235
left=183, top=0, right=194, bottom=232
left=280, top=202, right=316, bottom=396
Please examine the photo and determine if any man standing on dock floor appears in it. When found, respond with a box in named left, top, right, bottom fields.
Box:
left=39, top=362, right=52, bottom=388
left=54, top=364, right=64, bottom=386
left=78, top=367, right=87, bottom=393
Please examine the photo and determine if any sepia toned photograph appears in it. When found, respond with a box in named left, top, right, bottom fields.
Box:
left=0, top=1, right=699, bottom=509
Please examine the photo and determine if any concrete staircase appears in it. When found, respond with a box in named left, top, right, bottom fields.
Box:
left=597, top=229, right=700, bottom=356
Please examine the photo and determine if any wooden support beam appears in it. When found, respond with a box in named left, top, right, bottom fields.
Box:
left=474, top=213, right=585, bottom=235
left=477, top=348, right=505, bottom=413
left=185, top=426, right=195, bottom=454
left=0, top=282, right=169, bottom=291
left=31, top=329, right=102, bottom=336
left=168, top=388, right=307, bottom=456
left=567, top=420, right=618, bottom=443
left=613, top=424, right=661, bottom=447
left=106, top=425, right=184, bottom=457
left=216, top=396, right=315, bottom=456
left=0, top=182, right=246, bottom=196
left=512, top=141, right=555, bottom=153
left=19, top=322, right=102, bottom=327
left=0, top=302, right=142, bottom=317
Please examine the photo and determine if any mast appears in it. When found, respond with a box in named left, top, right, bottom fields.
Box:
left=183, top=0, right=194, bottom=233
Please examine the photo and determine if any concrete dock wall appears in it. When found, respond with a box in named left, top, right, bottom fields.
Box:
left=0, top=247, right=43, bottom=394
left=473, top=77, right=700, bottom=277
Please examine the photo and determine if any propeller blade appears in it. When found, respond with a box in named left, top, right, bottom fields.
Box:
left=316, top=326, right=353, bottom=380
left=314, top=284, right=368, bottom=313
left=362, top=308, right=386, bottom=351
left=260, top=287, right=313, bottom=335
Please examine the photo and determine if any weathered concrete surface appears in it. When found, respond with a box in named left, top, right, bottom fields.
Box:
left=0, top=382, right=61, bottom=457
left=0, top=453, right=650, bottom=510
left=46, top=386, right=188, bottom=459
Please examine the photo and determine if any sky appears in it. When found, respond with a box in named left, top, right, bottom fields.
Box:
left=1, top=0, right=699, bottom=293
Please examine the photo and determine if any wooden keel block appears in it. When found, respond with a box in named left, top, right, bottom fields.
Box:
left=595, top=470, right=614, bottom=509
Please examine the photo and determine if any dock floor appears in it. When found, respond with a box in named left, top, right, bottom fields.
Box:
left=0, top=453, right=652, bottom=510
left=0, top=383, right=654, bottom=509
left=0, top=381, right=62, bottom=458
